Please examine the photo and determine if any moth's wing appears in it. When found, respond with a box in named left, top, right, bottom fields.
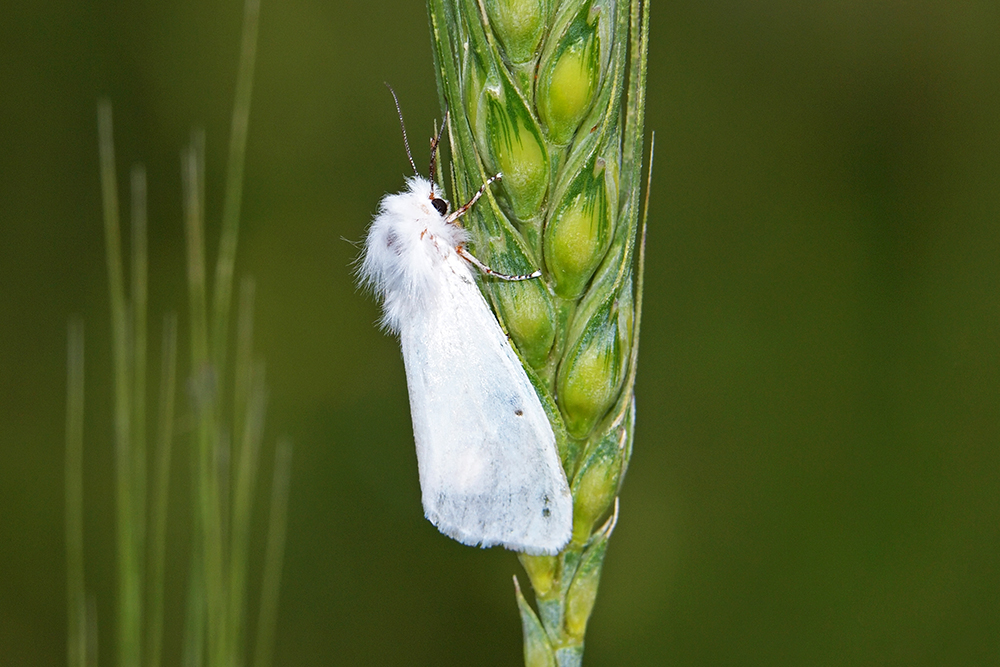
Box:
left=399, top=255, right=572, bottom=555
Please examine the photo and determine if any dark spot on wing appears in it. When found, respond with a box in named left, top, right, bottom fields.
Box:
left=514, top=408, right=523, bottom=416
left=431, top=197, right=448, bottom=216
left=385, top=230, right=402, bottom=255
left=541, top=493, right=552, bottom=519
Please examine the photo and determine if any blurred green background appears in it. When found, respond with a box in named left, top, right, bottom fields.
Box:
left=2, top=0, right=999, bottom=665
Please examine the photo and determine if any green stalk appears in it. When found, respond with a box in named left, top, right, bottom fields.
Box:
left=130, top=164, right=150, bottom=667
left=426, top=0, right=651, bottom=663
left=181, top=133, right=228, bottom=667
left=146, top=314, right=178, bottom=667
left=182, top=529, right=207, bottom=667
left=252, top=439, right=293, bottom=667
left=131, top=164, right=149, bottom=586
left=211, top=0, right=262, bottom=382
left=98, top=101, right=143, bottom=667
left=228, top=279, right=266, bottom=667
left=66, top=319, right=86, bottom=667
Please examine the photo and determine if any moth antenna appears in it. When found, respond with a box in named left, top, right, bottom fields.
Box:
left=385, top=83, right=418, bottom=175
left=428, top=108, right=449, bottom=196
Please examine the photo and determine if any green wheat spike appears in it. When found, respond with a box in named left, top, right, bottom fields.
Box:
left=427, top=0, right=651, bottom=663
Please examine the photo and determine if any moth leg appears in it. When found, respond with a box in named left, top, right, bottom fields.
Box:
left=457, top=246, right=541, bottom=282
left=445, top=173, right=502, bottom=225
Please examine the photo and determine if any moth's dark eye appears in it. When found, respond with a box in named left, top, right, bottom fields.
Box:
left=431, top=198, right=448, bottom=216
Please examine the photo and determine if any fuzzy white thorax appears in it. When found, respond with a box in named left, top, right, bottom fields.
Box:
left=360, top=176, right=468, bottom=334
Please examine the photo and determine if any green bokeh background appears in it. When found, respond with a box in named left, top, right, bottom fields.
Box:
left=2, top=1, right=998, bottom=665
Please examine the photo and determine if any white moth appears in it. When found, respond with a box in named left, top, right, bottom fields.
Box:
left=358, top=92, right=572, bottom=555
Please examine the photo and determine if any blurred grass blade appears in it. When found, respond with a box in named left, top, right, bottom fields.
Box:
left=232, top=277, right=256, bottom=453
left=211, top=0, right=262, bottom=380
left=130, top=163, right=150, bottom=664
left=182, top=132, right=227, bottom=666
left=98, top=100, right=142, bottom=667
left=183, top=532, right=207, bottom=667
left=253, top=439, right=292, bottom=667
left=65, top=319, right=86, bottom=667
left=146, top=314, right=178, bottom=667
left=85, top=595, right=99, bottom=667
left=229, top=333, right=268, bottom=664
left=131, top=164, right=149, bottom=531
left=182, top=133, right=211, bottom=380
left=81, top=3, right=275, bottom=665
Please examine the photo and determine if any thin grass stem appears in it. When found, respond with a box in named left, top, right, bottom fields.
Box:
left=227, top=362, right=267, bottom=666
left=182, top=134, right=227, bottom=667
left=130, top=163, right=150, bottom=662
left=182, top=531, right=206, bottom=667
left=146, top=314, right=178, bottom=667
left=232, top=278, right=255, bottom=468
left=211, top=0, right=262, bottom=381
left=252, top=439, right=292, bottom=667
left=65, top=320, right=86, bottom=667
left=228, top=278, right=265, bottom=666
left=98, top=101, right=142, bottom=667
